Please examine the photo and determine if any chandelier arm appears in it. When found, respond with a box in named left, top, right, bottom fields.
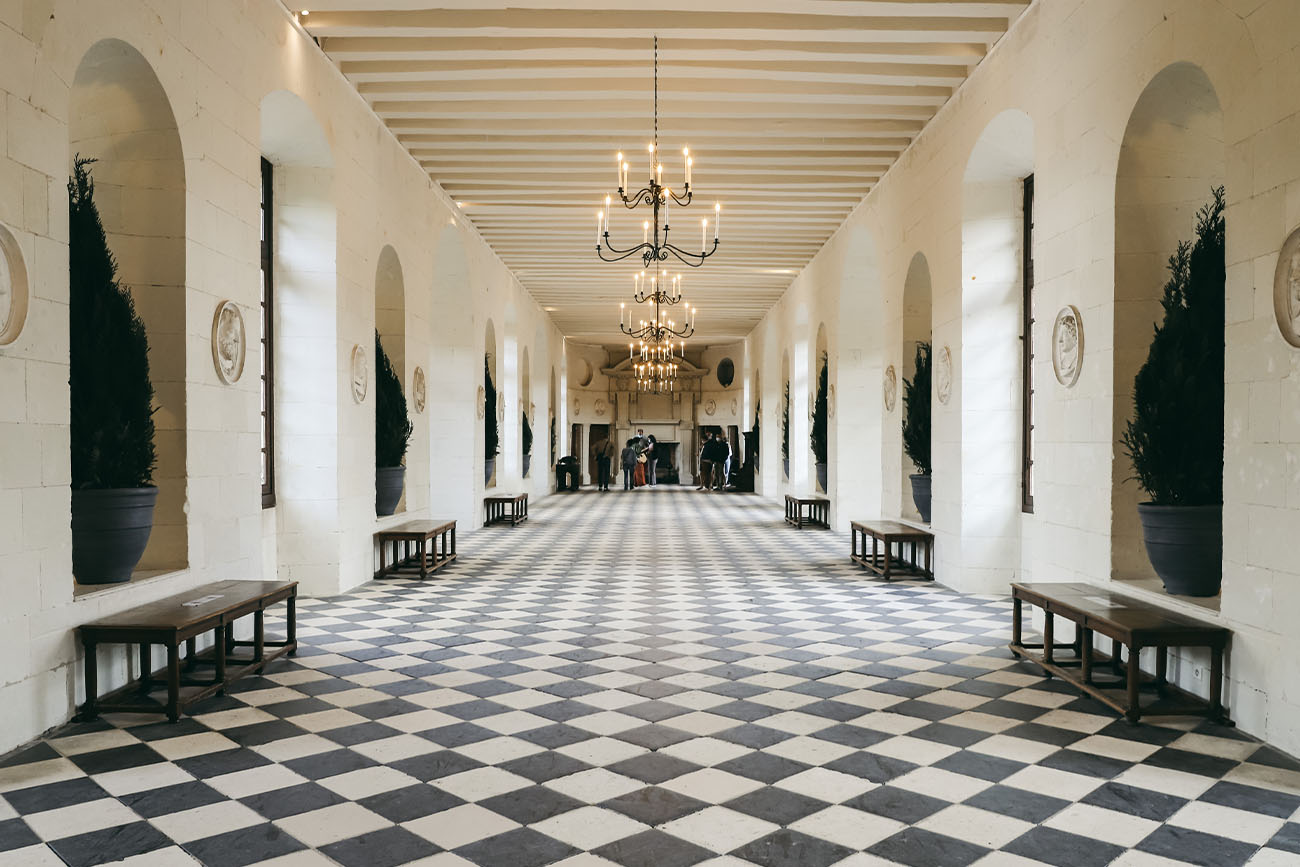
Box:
left=620, top=188, right=654, bottom=208
left=668, top=189, right=692, bottom=206
left=661, top=240, right=719, bottom=267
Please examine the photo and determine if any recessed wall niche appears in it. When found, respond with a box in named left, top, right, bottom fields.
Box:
left=716, top=357, right=735, bottom=388
left=70, top=38, right=188, bottom=574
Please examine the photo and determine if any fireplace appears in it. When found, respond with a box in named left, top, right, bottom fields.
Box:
left=655, top=442, right=681, bottom=484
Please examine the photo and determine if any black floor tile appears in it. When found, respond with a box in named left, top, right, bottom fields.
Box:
left=322, top=825, right=441, bottom=867
left=479, top=784, right=585, bottom=824
left=867, top=827, right=990, bottom=867
left=1004, top=826, right=1125, bottom=867
left=724, top=787, right=830, bottom=825
left=239, top=781, right=348, bottom=820
left=455, top=827, right=579, bottom=867
left=1136, top=825, right=1259, bottom=867
left=49, top=821, right=173, bottom=867
left=731, top=829, right=854, bottom=866
left=603, top=786, right=710, bottom=825
left=965, top=784, right=1071, bottom=823
left=594, top=829, right=712, bottom=867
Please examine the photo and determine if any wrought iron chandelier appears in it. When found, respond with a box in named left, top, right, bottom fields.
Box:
left=595, top=36, right=721, bottom=272
left=618, top=268, right=696, bottom=343
left=628, top=335, right=684, bottom=393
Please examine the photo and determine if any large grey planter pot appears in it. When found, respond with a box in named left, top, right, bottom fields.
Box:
left=375, top=466, right=405, bottom=517
left=523, top=454, right=532, bottom=479
left=1137, top=503, right=1222, bottom=597
left=783, top=459, right=789, bottom=479
left=71, top=487, right=158, bottom=585
left=815, top=462, right=828, bottom=493
left=484, top=457, right=496, bottom=487
left=910, top=473, right=932, bottom=523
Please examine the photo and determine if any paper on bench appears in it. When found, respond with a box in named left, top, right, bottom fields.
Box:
left=182, top=594, right=223, bottom=607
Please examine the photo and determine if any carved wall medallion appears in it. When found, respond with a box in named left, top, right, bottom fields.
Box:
left=731, top=398, right=738, bottom=416
left=828, top=383, right=836, bottom=419
left=572, top=395, right=581, bottom=416
left=883, top=365, right=898, bottom=412
left=704, top=398, right=717, bottom=416
left=0, top=224, right=29, bottom=347
left=210, top=300, right=246, bottom=385
left=1273, top=226, right=1300, bottom=348
left=412, top=366, right=426, bottom=413
left=594, top=398, right=607, bottom=417
left=350, top=343, right=368, bottom=403
left=936, top=345, right=953, bottom=405
left=1052, top=305, right=1084, bottom=387
left=477, top=385, right=486, bottom=419
left=497, top=395, right=505, bottom=422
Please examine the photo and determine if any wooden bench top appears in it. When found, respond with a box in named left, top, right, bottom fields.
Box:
left=81, top=580, right=296, bottom=635
left=785, top=493, right=829, bottom=504
left=376, top=520, right=455, bottom=540
left=851, top=520, right=933, bottom=539
left=485, top=493, right=527, bottom=503
left=1012, top=582, right=1227, bottom=643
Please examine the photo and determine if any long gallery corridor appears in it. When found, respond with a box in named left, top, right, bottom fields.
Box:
left=1, top=491, right=1297, bottom=867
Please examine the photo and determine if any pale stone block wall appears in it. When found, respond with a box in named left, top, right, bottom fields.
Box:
left=747, top=0, right=1300, bottom=752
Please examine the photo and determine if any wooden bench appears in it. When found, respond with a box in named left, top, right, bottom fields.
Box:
left=485, top=493, right=528, bottom=526
left=1010, top=582, right=1230, bottom=725
left=784, top=494, right=829, bottom=529
left=375, top=520, right=457, bottom=580
left=851, top=520, right=934, bottom=580
left=79, top=580, right=297, bottom=723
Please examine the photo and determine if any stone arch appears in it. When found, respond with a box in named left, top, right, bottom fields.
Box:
left=901, top=251, right=933, bottom=520
left=1112, top=63, right=1225, bottom=584
left=260, top=88, right=338, bottom=596
left=813, top=323, right=829, bottom=493
left=484, top=318, right=499, bottom=489
left=70, top=39, right=187, bottom=574
left=374, top=245, right=406, bottom=510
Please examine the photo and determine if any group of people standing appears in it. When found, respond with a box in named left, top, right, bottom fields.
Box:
left=697, top=430, right=733, bottom=492
left=594, top=428, right=659, bottom=492
left=591, top=428, right=732, bottom=492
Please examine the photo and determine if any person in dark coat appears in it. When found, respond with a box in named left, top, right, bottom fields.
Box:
left=597, top=438, right=616, bottom=492
left=620, top=439, right=638, bottom=491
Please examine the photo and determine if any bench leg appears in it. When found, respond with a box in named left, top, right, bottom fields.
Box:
left=1126, top=644, right=1142, bottom=724
left=1080, top=627, right=1093, bottom=685
left=1043, top=613, right=1055, bottom=671
left=139, top=644, right=152, bottom=693
left=186, top=637, right=197, bottom=671
left=82, top=639, right=98, bottom=721
left=254, top=608, right=265, bottom=664
left=214, top=625, right=227, bottom=693
left=419, top=538, right=429, bottom=580
left=166, top=643, right=180, bottom=723
left=286, top=593, right=297, bottom=655
left=1012, top=597, right=1023, bottom=648
left=1210, top=645, right=1225, bottom=721
left=1155, top=646, right=1168, bottom=697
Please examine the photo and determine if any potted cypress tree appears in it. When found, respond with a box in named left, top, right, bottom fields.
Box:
left=1121, top=188, right=1225, bottom=597
left=902, top=341, right=932, bottom=522
left=69, top=157, right=159, bottom=584
left=484, top=357, right=499, bottom=485
left=374, top=330, right=412, bottom=516
left=781, top=382, right=790, bottom=479
left=811, top=353, right=829, bottom=492
left=522, top=410, right=533, bottom=478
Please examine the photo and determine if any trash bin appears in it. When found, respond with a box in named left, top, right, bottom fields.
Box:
left=555, top=456, right=579, bottom=491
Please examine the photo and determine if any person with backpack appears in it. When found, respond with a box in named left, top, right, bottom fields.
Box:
left=620, top=438, right=638, bottom=491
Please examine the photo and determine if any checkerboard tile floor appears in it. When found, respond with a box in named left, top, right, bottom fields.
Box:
left=3, top=489, right=1299, bottom=867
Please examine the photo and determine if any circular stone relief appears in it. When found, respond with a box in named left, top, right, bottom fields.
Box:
left=594, top=398, right=607, bottom=417
left=936, top=345, right=953, bottom=405
left=412, top=366, right=427, bottom=413
left=211, top=300, right=246, bottom=385
left=883, top=365, right=898, bottom=412
left=704, top=398, right=717, bottom=416
left=716, top=357, right=735, bottom=388
left=1273, top=226, right=1300, bottom=348
left=350, top=343, right=368, bottom=403
left=1052, top=306, right=1084, bottom=387
left=0, top=224, right=29, bottom=347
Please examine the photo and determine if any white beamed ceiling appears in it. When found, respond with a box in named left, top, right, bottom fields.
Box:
left=303, top=1, right=1028, bottom=345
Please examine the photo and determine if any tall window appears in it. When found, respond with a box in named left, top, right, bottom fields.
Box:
left=1021, top=174, right=1035, bottom=513
left=260, top=157, right=276, bottom=508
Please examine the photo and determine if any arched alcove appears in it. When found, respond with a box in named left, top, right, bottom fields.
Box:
left=549, top=366, right=557, bottom=466
left=1112, top=63, right=1225, bottom=584
left=959, top=109, right=1035, bottom=592
left=780, top=349, right=791, bottom=480
left=375, top=245, right=406, bottom=511
left=484, top=319, right=498, bottom=489
left=70, top=39, right=187, bottom=574
left=430, top=223, right=474, bottom=522
left=901, top=251, right=933, bottom=520
left=260, top=89, right=338, bottom=597
left=521, top=346, right=532, bottom=477
left=813, top=323, right=829, bottom=493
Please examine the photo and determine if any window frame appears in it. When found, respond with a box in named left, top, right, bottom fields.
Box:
left=1021, top=173, right=1035, bottom=514
left=260, top=157, right=276, bottom=509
